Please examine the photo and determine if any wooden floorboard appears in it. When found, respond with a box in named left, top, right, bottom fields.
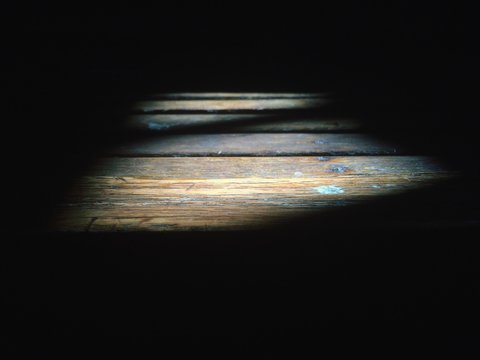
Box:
left=50, top=156, right=453, bottom=231
left=110, top=134, right=405, bottom=156
left=143, top=92, right=327, bottom=99
left=48, top=93, right=459, bottom=232
left=125, top=114, right=360, bottom=132
left=87, top=156, right=447, bottom=177
left=133, top=98, right=328, bottom=112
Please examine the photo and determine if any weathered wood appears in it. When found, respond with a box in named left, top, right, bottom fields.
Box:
left=50, top=156, right=453, bottom=231
left=110, top=134, right=405, bottom=156
left=143, top=93, right=327, bottom=99
left=87, top=156, right=448, bottom=178
left=125, top=114, right=360, bottom=132
left=133, top=98, right=328, bottom=112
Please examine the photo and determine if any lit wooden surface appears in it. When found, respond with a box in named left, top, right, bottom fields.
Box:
left=52, top=156, right=452, bottom=231
left=143, top=93, right=327, bottom=99
left=110, top=134, right=405, bottom=156
left=134, top=98, right=327, bottom=112
left=125, top=114, right=360, bottom=132
left=50, top=93, right=454, bottom=231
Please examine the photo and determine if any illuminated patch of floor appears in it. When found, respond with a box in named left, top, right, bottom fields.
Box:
left=49, top=93, right=455, bottom=231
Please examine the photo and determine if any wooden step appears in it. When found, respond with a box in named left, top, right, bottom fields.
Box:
left=47, top=92, right=457, bottom=232
left=142, top=92, right=327, bottom=99
left=110, top=134, right=405, bottom=156
left=50, top=156, right=453, bottom=231
left=88, top=156, right=447, bottom=177
left=125, top=114, right=360, bottom=132
left=133, top=98, right=328, bottom=112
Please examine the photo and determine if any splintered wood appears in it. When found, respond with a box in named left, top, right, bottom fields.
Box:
left=49, top=93, right=453, bottom=231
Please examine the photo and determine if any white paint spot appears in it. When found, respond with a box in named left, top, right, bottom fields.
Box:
left=313, top=185, right=345, bottom=194
left=371, top=185, right=381, bottom=189
left=294, top=171, right=303, bottom=176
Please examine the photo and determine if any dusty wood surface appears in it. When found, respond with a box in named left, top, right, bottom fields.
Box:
left=48, top=93, right=457, bottom=232
left=111, top=134, right=405, bottom=156
left=87, top=156, right=447, bottom=177
left=143, top=93, right=327, bottom=99
left=50, top=156, right=453, bottom=231
left=125, top=114, right=360, bottom=132
left=134, top=98, right=328, bottom=112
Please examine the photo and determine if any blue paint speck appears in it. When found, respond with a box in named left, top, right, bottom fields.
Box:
left=313, top=185, right=345, bottom=194
left=148, top=122, right=171, bottom=130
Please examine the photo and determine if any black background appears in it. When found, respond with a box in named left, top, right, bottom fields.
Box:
left=3, top=1, right=480, bottom=357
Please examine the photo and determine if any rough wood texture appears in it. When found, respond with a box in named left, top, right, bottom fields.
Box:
left=87, top=156, right=447, bottom=178
left=50, top=156, right=453, bottom=231
left=125, top=114, right=360, bottom=132
left=133, top=98, right=328, bottom=112
left=144, top=93, right=327, bottom=99
left=48, top=93, right=457, bottom=232
left=111, top=134, right=405, bottom=156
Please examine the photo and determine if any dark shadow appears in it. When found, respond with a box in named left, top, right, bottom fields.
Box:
left=3, top=2, right=479, bottom=358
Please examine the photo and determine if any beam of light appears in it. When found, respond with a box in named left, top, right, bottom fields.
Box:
left=48, top=93, right=456, bottom=231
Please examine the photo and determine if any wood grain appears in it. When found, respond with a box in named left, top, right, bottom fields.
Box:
left=143, top=93, right=327, bottom=99
left=125, top=114, right=360, bottom=132
left=50, top=156, right=453, bottom=231
left=133, top=98, right=328, bottom=112
left=87, top=156, right=448, bottom=178
left=110, top=134, right=405, bottom=156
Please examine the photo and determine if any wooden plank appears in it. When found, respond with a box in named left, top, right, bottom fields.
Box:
left=125, top=114, right=360, bottom=132
left=143, top=93, right=327, bottom=99
left=87, top=156, right=448, bottom=178
left=50, top=156, right=454, bottom=231
left=133, top=98, right=328, bottom=112
left=109, top=134, right=406, bottom=156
